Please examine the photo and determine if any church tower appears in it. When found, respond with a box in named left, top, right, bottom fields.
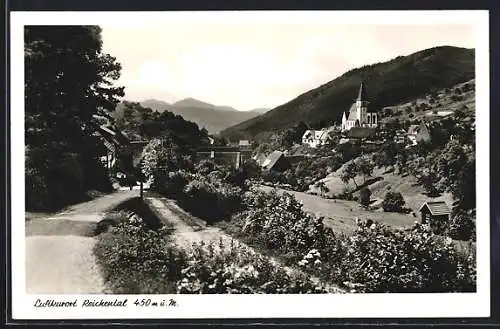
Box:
left=356, top=82, right=369, bottom=123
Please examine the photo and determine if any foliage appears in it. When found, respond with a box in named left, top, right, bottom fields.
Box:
left=446, top=211, right=476, bottom=241
left=114, top=101, right=209, bottom=148
left=381, top=192, right=406, bottom=213
left=181, top=174, right=244, bottom=224
left=141, top=137, right=192, bottom=191
left=359, top=187, right=371, bottom=209
left=94, top=214, right=185, bottom=294
left=341, top=161, right=359, bottom=188
left=339, top=221, right=476, bottom=292
left=25, top=26, right=123, bottom=210
left=226, top=188, right=476, bottom=292
left=177, top=240, right=328, bottom=294
left=234, top=188, right=346, bottom=278
left=355, top=156, right=375, bottom=183
left=314, top=181, right=330, bottom=197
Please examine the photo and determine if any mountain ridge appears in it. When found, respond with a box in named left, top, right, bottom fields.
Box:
left=220, top=45, right=475, bottom=141
left=135, top=98, right=263, bottom=134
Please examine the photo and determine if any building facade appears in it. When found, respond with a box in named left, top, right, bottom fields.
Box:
left=341, top=82, right=378, bottom=132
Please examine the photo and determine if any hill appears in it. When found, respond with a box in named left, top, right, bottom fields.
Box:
left=220, top=46, right=474, bottom=141
left=137, top=98, right=260, bottom=134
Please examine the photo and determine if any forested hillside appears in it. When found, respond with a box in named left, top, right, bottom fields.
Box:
left=221, top=46, right=474, bottom=141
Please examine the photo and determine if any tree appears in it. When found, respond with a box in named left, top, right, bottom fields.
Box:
left=141, top=137, right=185, bottom=191
left=359, top=187, right=371, bottom=209
left=315, top=181, right=329, bottom=197
left=446, top=211, right=475, bottom=241
left=341, top=162, right=359, bottom=188
left=382, top=192, right=405, bottom=212
left=355, top=156, right=374, bottom=183
left=418, top=170, right=440, bottom=197
left=25, top=26, right=124, bottom=210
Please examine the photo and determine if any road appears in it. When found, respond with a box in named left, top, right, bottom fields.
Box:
left=25, top=190, right=138, bottom=294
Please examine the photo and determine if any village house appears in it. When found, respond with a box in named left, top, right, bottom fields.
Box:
left=239, top=140, right=251, bottom=147
left=418, top=201, right=451, bottom=234
left=302, top=129, right=330, bottom=148
left=341, top=82, right=379, bottom=132
left=407, top=122, right=431, bottom=145
left=94, top=125, right=130, bottom=171
left=261, top=150, right=290, bottom=172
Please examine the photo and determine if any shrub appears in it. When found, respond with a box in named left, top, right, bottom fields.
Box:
left=340, top=221, right=476, bottom=292
left=446, top=212, right=476, bottom=241
left=161, top=170, right=191, bottom=197
left=182, top=175, right=243, bottom=224
left=95, top=210, right=329, bottom=294
left=176, top=240, right=329, bottom=294
left=94, top=214, right=185, bottom=294
left=382, top=191, right=405, bottom=212
left=359, top=187, right=371, bottom=209
left=235, top=188, right=346, bottom=280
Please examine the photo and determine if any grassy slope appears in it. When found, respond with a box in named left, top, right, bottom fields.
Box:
left=221, top=46, right=474, bottom=141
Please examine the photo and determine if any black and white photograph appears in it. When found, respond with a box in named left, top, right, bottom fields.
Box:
left=10, top=10, right=490, bottom=319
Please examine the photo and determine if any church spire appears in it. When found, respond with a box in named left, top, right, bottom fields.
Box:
left=357, top=82, right=366, bottom=101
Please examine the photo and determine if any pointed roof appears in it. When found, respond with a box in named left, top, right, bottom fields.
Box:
left=262, top=151, right=284, bottom=170
left=418, top=201, right=451, bottom=216
left=357, top=82, right=367, bottom=101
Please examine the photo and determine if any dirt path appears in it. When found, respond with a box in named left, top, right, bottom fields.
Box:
left=25, top=190, right=138, bottom=294
left=144, top=195, right=345, bottom=293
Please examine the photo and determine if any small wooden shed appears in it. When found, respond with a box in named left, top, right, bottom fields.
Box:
left=418, top=201, right=451, bottom=233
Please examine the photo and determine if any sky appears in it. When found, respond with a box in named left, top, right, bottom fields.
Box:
left=100, top=13, right=477, bottom=111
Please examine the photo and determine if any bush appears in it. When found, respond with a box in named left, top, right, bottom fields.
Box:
left=94, top=214, right=185, bottom=294
left=446, top=212, right=476, bottom=241
left=359, top=187, right=371, bottom=209
left=382, top=191, right=405, bottom=212
left=182, top=175, right=243, bottom=224
left=177, top=240, right=329, bottom=294
left=94, top=211, right=328, bottom=294
left=234, top=188, right=346, bottom=282
left=225, top=189, right=476, bottom=293
left=340, top=221, right=476, bottom=292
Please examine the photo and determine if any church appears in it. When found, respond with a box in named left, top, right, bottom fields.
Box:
left=341, top=82, right=378, bottom=132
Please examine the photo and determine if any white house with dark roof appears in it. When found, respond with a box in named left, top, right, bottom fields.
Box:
left=302, top=129, right=329, bottom=148
left=341, top=82, right=378, bottom=132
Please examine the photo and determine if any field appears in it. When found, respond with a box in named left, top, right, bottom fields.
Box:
left=261, top=185, right=417, bottom=235
left=308, top=165, right=453, bottom=212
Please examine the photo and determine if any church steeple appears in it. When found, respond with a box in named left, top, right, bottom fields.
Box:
left=357, top=82, right=366, bottom=101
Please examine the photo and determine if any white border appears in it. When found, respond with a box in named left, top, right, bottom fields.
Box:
left=11, top=10, right=490, bottom=320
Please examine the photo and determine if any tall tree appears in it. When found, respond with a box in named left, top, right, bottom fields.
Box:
left=25, top=26, right=124, bottom=209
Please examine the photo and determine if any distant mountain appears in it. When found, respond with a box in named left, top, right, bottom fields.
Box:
left=250, top=108, right=271, bottom=114
left=220, top=46, right=475, bottom=141
left=137, top=97, right=261, bottom=134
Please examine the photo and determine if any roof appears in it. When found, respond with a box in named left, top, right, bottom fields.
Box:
left=253, top=153, right=268, bottom=165
left=418, top=201, right=451, bottom=216
left=407, top=123, right=429, bottom=135
left=302, top=130, right=329, bottom=141
left=347, top=127, right=376, bottom=139
left=407, top=125, right=420, bottom=134
left=261, top=150, right=284, bottom=170
left=346, top=103, right=359, bottom=121
left=357, top=82, right=367, bottom=101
